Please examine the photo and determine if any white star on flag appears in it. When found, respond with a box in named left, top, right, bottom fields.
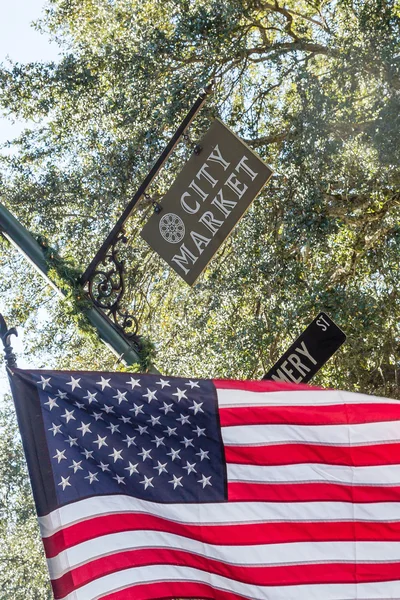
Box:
left=183, top=461, right=197, bottom=474
left=180, top=437, right=194, bottom=448
left=77, top=422, right=92, bottom=436
left=101, top=404, right=114, bottom=414
left=92, top=411, right=104, bottom=421
left=119, top=415, right=132, bottom=424
left=159, top=402, right=173, bottom=415
left=156, top=378, right=170, bottom=388
left=189, top=400, right=204, bottom=415
left=122, top=435, right=137, bottom=448
left=198, top=474, right=212, bottom=488
left=69, top=460, right=83, bottom=473
left=38, top=376, right=51, bottom=389
left=126, top=377, right=140, bottom=389
left=58, top=476, right=71, bottom=490
left=107, top=423, right=120, bottom=434
left=196, top=448, right=210, bottom=461
left=93, top=435, right=108, bottom=449
left=98, top=462, right=110, bottom=472
left=172, top=388, right=187, bottom=401
left=84, top=391, right=97, bottom=404
left=140, top=476, right=154, bottom=490
left=82, top=449, right=94, bottom=460
left=147, top=415, right=161, bottom=426
left=85, top=472, right=99, bottom=484
left=48, top=423, right=62, bottom=436
left=164, top=426, right=177, bottom=437
left=153, top=461, right=168, bottom=475
left=143, top=388, right=157, bottom=403
left=113, top=474, right=126, bottom=485
left=151, top=435, right=165, bottom=447
left=169, top=474, right=183, bottom=489
left=53, top=449, right=67, bottom=463
left=136, top=424, right=149, bottom=435
left=45, top=396, right=59, bottom=410
left=96, top=376, right=111, bottom=390
left=113, top=390, right=128, bottom=404
left=108, top=448, right=123, bottom=463
left=67, top=376, right=81, bottom=391
left=167, top=448, right=181, bottom=461
left=130, top=403, right=144, bottom=416
left=192, top=425, right=206, bottom=437
left=65, top=436, right=78, bottom=447
left=176, top=414, right=191, bottom=425
left=125, top=462, right=139, bottom=476
left=138, top=448, right=152, bottom=461
left=61, top=409, right=76, bottom=423
left=185, top=380, right=200, bottom=389
left=55, top=389, right=68, bottom=399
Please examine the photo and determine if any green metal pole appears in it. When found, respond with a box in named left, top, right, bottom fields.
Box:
left=0, top=202, right=150, bottom=369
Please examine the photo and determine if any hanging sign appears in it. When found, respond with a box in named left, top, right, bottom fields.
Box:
left=141, top=119, right=272, bottom=285
left=263, top=312, right=347, bottom=383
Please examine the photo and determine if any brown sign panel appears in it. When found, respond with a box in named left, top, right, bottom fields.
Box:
left=140, top=119, right=273, bottom=285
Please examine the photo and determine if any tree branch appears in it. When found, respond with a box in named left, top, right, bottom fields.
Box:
left=255, top=0, right=332, bottom=35
left=257, top=1, right=299, bottom=40
left=245, top=40, right=336, bottom=60
left=244, top=129, right=289, bottom=146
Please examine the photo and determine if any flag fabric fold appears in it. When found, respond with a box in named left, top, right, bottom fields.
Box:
left=8, top=367, right=400, bottom=600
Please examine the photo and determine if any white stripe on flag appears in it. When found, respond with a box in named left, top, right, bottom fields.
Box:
left=216, top=388, right=400, bottom=408
left=227, top=463, right=400, bottom=486
left=38, top=497, right=400, bottom=537
left=221, top=421, right=400, bottom=446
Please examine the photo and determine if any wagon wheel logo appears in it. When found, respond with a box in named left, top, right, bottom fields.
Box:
left=159, top=213, right=185, bottom=244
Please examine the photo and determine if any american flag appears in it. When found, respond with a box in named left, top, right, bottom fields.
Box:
left=9, top=368, right=400, bottom=600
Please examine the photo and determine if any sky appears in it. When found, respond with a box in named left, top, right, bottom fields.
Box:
left=0, top=0, right=60, bottom=145
left=0, top=0, right=60, bottom=389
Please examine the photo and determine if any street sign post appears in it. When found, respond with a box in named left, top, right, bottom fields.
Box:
left=263, top=312, right=346, bottom=383
left=141, top=119, right=272, bottom=285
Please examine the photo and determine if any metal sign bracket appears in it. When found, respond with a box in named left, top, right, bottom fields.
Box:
left=80, top=84, right=213, bottom=339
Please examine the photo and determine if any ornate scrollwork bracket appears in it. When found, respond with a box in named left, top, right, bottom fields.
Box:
left=0, top=313, right=18, bottom=369
left=86, top=230, right=141, bottom=349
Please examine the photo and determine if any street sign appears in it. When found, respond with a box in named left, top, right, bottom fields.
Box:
left=263, top=312, right=346, bottom=383
left=141, top=119, right=272, bottom=285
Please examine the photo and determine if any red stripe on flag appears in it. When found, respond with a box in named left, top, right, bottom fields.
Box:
left=42, top=513, right=400, bottom=559
left=51, top=548, right=400, bottom=598
left=224, top=442, right=400, bottom=467
left=220, top=404, right=400, bottom=427
left=228, top=482, right=400, bottom=503
left=213, top=379, right=316, bottom=392
left=101, top=581, right=247, bottom=600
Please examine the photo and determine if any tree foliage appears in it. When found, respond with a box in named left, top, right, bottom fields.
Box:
left=1, top=0, right=399, bottom=394
left=0, top=399, right=52, bottom=598
left=0, top=0, right=399, bottom=588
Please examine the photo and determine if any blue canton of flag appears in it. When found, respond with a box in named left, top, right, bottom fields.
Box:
left=22, top=370, right=226, bottom=508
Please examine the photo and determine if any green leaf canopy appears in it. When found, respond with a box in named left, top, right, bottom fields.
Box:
left=0, top=0, right=398, bottom=396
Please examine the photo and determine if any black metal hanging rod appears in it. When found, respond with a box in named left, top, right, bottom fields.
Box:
left=0, top=313, right=18, bottom=370
left=80, top=83, right=213, bottom=285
